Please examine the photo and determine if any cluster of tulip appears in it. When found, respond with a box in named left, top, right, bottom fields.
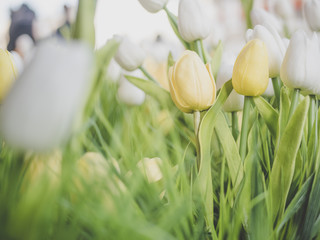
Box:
left=111, top=0, right=320, bottom=237
left=1, top=0, right=320, bottom=238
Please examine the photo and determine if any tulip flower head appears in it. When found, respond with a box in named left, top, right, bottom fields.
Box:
left=304, top=0, right=320, bottom=32
left=178, top=0, right=210, bottom=42
left=246, top=24, right=286, bottom=78
left=280, top=30, right=320, bottom=95
left=232, top=39, right=269, bottom=96
left=168, top=50, right=216, bottom=113
left=0, top=39, right=93, bottom=152
left=0, top=49, right=17, bottom=102
left=250, top=8, right=283, bottom=34
left=216, top=63, right=244, bottom=112
left=118, top=73, right=146, bottom=106
left=262, top=78, right=275, bottom=97
left=114, top=35, right=146, bottom=71
left=138, top=0, right=168, bottom=13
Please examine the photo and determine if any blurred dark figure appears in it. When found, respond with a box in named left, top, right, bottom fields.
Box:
left=56, top=5, right=72, bottom=38
left=7, top=3, right=36, bottom=51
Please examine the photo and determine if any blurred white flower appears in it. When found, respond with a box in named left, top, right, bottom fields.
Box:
left=0, top=39, right=93, bottom=152
left=304, top=0, right=320, bottom=32
left=117, top=72, right=145, bottom=105
left=216, top=63, right=244, bottom=112
left=246, top=23, right=286, bottom=78
left=274, top=0, right=295, bottom=20
left=138, top=0, right=168, bottom=13
left=178, top=0, right=210, bottom=42
left=106, top=59, right=122, bottom=82
left=114, top=35, right=146, bottom=71
left=262, top=79, right=275, bottom=97
left=137, top=157, right=163, bottom=183
left=280, top=30, right=320, bottom=95
left=250, top=8, right=283, bottom=33
left=282, top=37, right=290, bottom=49
left=10, top=51, right=24, bottom=74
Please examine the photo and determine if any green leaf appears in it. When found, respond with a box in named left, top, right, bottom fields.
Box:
left=215, top=112, right=244, bottom=189
left=269, top=97, right=310, bottom=221
left=253, top=96, right=279, bottom=138
left=300, top=152, right=320, bottom=239
left=277, top=87, right=290, bottom=148
left=125, top=75, right=171, bottom=106
left=72, top=0, right=97, bottom=47
left=211, top=41, right=223, bottom=78
left=276, top=176, right=313, bottom=235
left=196, top=80, right=233, bottom=232
left=241, top=0, right=254, bottom=28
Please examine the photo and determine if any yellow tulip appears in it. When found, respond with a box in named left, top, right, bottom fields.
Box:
left=0, top=49, right=17, bottom=102
left=232, top=39, right=269, bottom=96
left=169, top=50, right=216, bottom=113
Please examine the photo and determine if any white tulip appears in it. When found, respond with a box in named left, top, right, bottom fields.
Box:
left=137, top=158, right=163, bottom=183
left=178, top=0, right=210, bottom=42
left=114, top=35, right=145, bottom=71
left=0, top=39, right=93, bottom=152
left=274, top=0, right=295, bottom=20
left=138, top=0, right=168, bottom=13
left=106, top=59, right=122, bottom=82
left=216, top=64, right=244, bottom=112
left=262, top=79, right=275, bottom=97
left=246, top=24, right=286, bottom=78
left=250, top=8, right=283, bottom=34
left=304, top=0, right=320, bottom=32
left=117, top=73, right=145, bottom=106
left=280, top=30, right=320, bottom=95
left=282, top=38, right=290, bottom=49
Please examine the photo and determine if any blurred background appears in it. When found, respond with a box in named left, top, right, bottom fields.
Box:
left=0, top=0, right=307, bottom=70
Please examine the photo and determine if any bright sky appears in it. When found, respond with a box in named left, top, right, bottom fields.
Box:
left=0, top=0, right=179, bottom=49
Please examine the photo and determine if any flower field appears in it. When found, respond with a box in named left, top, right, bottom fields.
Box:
left=1, top=0, right=320, bottom=239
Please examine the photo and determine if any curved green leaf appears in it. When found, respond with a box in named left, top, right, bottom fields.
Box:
left=269, top=97, right=309, bottom=221
left=196, top=80, right=233, bottom=231
left=253, top=96, right=278, bottom=138
left=215, top=112, right=244, bottom=189
left=125, top=75, right=171, bottom=106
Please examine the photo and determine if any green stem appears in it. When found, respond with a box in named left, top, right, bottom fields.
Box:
left=139, top=66, right=157, bottom=84
left=239, top=96, right=251, bottom=161
left=288, top=89, right=300, bottom=120
left=194, top=111, right=201, bottom=170
left=195, top=40, right=205, bottom=63
left=308, top=95, right=316, bottom=140
left=163, top=6, right=190, bottom=49
left=232, top=111, right=239, bottom=141
left=314, top=98, right=318, bottom=164
left=272, top=77, right=281, bottom=106
left=200, top=40, right=208, bottom=63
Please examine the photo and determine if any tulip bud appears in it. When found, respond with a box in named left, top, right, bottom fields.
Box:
left=262, top=79, right=275, bottom=97
left=250, top=8, right=283, bottom=34
left=216, top=64, right=244, bottom=112
left=118, top=73, right=146, bottom=106
left=304, top=0, right=320, bottom=32
left=280, top=31, right=320, bottom=95
left=169, top=50, right=216, bottom=113
left=138, top=0, right=168, bottom=13
left=0, top=39, right=93, bottom=152
left=137, top=157, right=163, bottom=183
left=178, top=0, right=210, bottom=42
left=0, top=49, right=17, bottom=102
left=274, top=0, right=295, bottom=20
left=246, top=24, right=286, bottom=78
left=106, top=59, right=122, bottom=82
left=114, top=35, right=145, bottom=71
left=232, top=39, right=269, bottom=96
